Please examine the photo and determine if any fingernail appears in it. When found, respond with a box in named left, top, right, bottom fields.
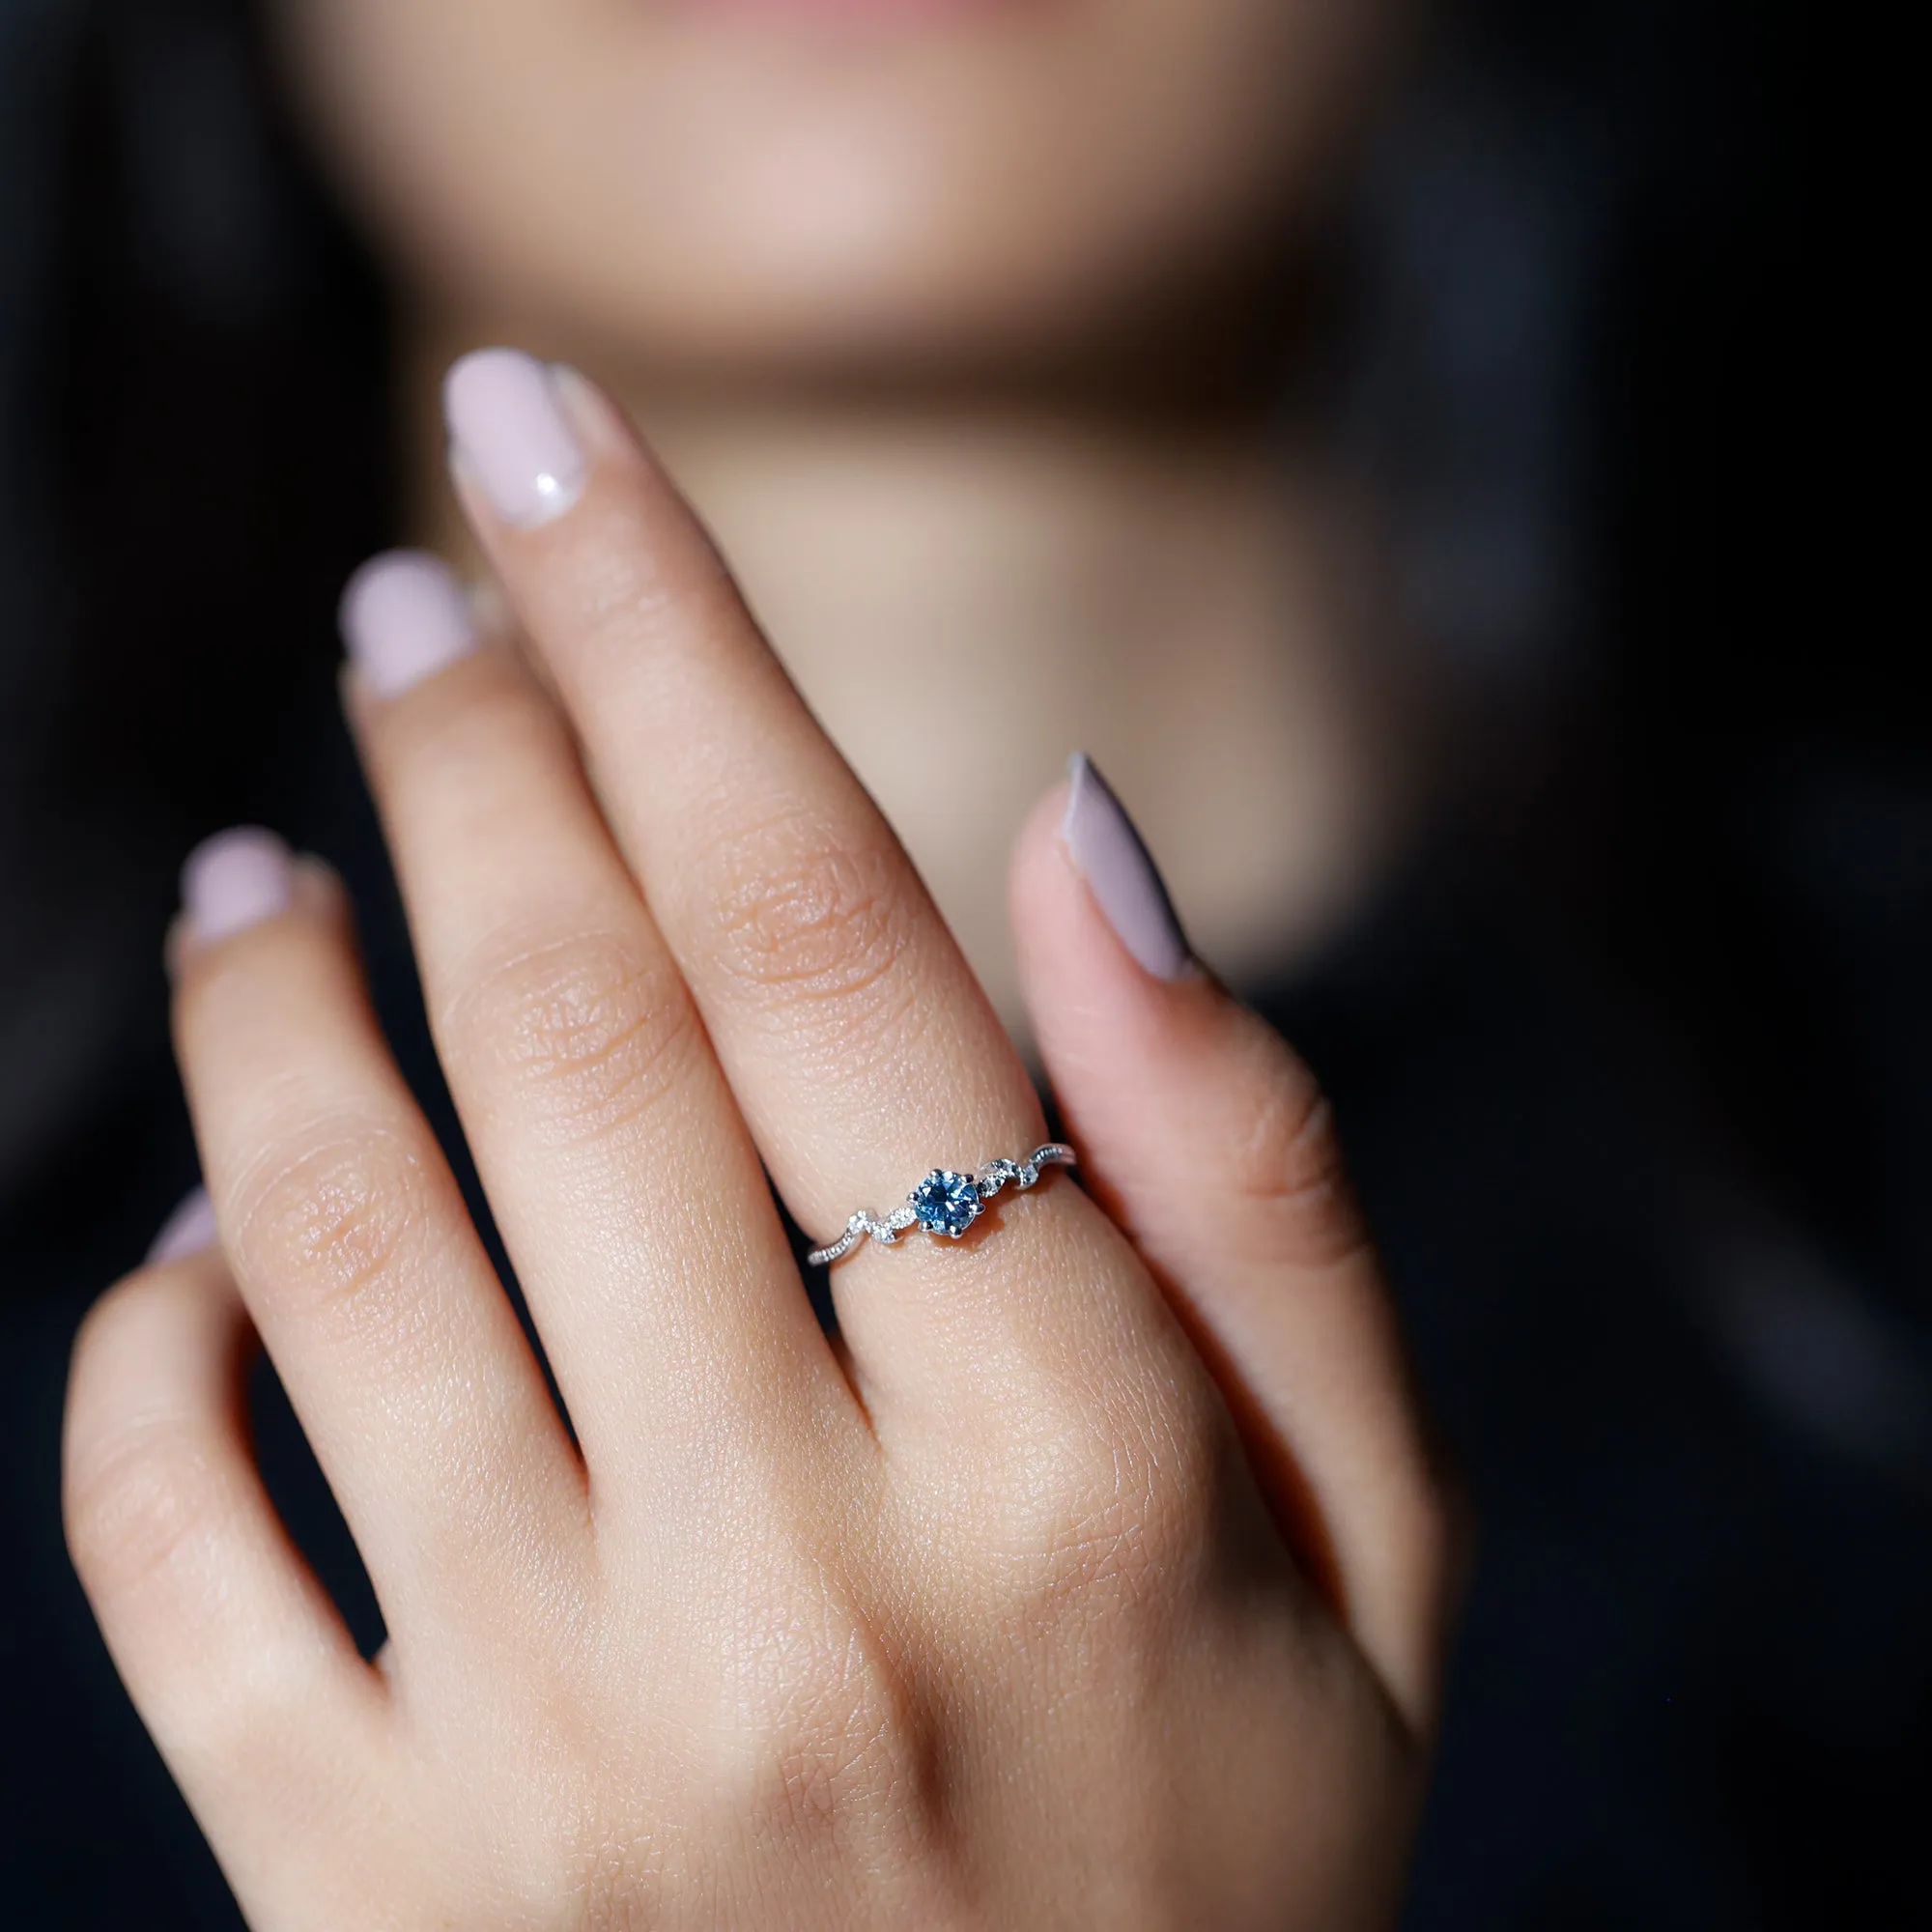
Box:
left=339, top=551, right=479, bottom=698
left=1061, top=753, right=1191, bottom=980
left=181, top=827, right=294, bottom=944
left=443, top=348, right=586, bottom=527
left=147, top=1187, right=217, bottom=1265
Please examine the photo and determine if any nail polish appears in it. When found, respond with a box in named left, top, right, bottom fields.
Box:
left=443, top=348, right=586, bottom=527
left=181, top=827, right=294, bottom=945
left=340, top=551, right=479, bottom=698
left=148, top=1187, right=217, bottom=1265
left=1061, top=753, right=1191, bottom=980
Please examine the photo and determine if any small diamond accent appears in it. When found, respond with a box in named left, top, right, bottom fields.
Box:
left=910, top=1170, right=982, bottom=1238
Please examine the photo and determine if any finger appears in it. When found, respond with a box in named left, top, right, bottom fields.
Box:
left=440, top=351, right=1137, bottom=1414
left=64, top=1215, right=394, bottom=1921
left=1011, top=759, right=1454, bottom=1732
left=171, top=831, right=585, bottom=1631
left=338, top=553, right=857, bottom=1498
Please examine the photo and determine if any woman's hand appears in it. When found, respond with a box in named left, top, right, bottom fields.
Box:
left=64, top=352, right=1450, bottom=1930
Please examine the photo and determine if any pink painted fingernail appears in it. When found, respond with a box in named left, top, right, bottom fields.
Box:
left=1061, top=753, right=1191, bottom=980
left=148, top=1187, right=217, bottom=1265
left=443, top=349, right=586, bottom=527
left=340, top=551, right=479, bottom=698
left=181, top=827, right=294, bottom=944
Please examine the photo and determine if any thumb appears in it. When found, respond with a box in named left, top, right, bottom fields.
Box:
left=1010, top=755, right=1453, bottom=1734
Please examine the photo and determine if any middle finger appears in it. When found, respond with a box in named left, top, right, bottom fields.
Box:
left=443, top=352, right=1156, bottom=1410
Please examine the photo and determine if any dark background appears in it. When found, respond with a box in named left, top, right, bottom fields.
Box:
left=4, top=0, right=1926, bottom=1925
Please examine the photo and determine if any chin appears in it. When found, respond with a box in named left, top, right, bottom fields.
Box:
left=384, top=128, right=1315, bottom=383
left=283, top=0, right=1393, bottom=381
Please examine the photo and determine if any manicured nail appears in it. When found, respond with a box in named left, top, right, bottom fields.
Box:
left=148, top=1187, right=217, bottom=1265
left=181, top=827, right=294, bottom=945
left=443, top=348, right=586, bottom=527
left=339, top=551, right=479, bottom=698
left=1061, top=753, right=1191, bottom=980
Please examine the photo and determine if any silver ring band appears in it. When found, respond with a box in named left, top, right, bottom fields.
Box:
left=806, top=1144, right=1076, bottom=1266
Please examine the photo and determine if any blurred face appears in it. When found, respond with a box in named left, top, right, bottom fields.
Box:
left=275, top=0, right=1401, bottom=376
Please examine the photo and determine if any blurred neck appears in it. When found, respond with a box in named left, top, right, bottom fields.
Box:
left=403, top=322, right=1412, bottom=1033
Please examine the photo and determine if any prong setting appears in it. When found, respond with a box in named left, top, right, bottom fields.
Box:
left=807, top=1145, right=1075, bottom=1266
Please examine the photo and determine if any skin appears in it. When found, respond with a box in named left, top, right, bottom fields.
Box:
left=67, top=377, right=1447, bottom=1928
left=67, top=2, right=1450, bottom=1923
left=272, top=0, right=1398, bottom=371
left=278, top=0, right=1421, bottom=1028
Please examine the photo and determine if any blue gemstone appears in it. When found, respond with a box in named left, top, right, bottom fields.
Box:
left=911, top=1169, right=981, bottom=1238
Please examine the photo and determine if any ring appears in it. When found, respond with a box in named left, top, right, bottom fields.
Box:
left=806, top=1144, right=1076, bottom=1266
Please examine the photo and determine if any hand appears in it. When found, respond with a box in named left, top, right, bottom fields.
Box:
left=65, top=352, right=1451, bottom=1929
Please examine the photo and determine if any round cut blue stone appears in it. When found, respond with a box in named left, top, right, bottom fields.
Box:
left=911, top=1169, right=981, bottom=1238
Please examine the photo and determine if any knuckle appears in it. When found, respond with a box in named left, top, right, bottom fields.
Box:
left=64, top=1282, right=348, bottom=1784
left=453, top=931, right=700, bottom=1148
left=230, top=1122, right=436, bottom=1337
left=735, top=1601, right=933, bottom=1858
left=704, top=811, right=922, bottom=1024
left=984, top=1386, right=1220, bottom=1611
left=65, top=1403, right=235, bottom=1620
left=1223, top=1041, right=1368, bottom=1268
